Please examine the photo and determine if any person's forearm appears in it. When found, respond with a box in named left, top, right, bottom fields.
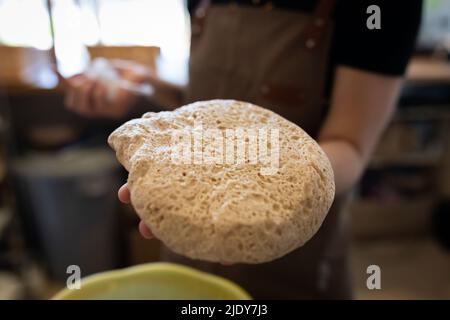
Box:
left=319, top=138, right=366, bottom=195
left=316, top=66, right=402, bottom=196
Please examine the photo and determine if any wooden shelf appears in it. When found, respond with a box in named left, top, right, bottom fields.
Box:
left=369, top=148, right=443, bottom=169
left=406, top=56, right=450, bottom=85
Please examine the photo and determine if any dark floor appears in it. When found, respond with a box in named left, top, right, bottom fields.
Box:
left=351, top=237, right=450, bottom=299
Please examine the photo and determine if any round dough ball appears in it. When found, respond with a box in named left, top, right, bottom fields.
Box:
left=108, top=100, right=335, bottom=264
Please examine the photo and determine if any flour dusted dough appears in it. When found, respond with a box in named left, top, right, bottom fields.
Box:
left=108, top=100, right=335, bottom=264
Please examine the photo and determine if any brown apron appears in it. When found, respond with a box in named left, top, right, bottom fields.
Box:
left=161, top=0, right=353, bottom=299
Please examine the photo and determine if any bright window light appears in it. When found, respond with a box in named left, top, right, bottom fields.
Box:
left=0, top=0, right=52, bottom=49
left=0, top=0, right=190, bottom=84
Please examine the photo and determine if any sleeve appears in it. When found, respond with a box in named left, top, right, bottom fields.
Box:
left=332, top=0, right=423, bottom=76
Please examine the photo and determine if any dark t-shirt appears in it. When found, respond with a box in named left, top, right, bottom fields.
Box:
left=188, top=0, right=422, bottom=80
left=331, top=0, right=422, bottom=76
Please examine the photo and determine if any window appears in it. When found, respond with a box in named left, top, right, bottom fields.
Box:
left=0, top=0, right=52, bottom=49
left=0, top=0, right=190, bottom=83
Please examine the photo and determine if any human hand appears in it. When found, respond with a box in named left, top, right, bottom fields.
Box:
left=117, top=183, right=233, bottom=265
left=58, top=59, right=150, bottom=119
left=118, top=183, right=155, bottom=239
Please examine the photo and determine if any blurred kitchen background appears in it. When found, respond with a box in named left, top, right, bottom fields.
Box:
left=0, top=0, right=449, bottom=299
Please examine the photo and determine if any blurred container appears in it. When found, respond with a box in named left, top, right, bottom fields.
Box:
left=12, top=148, right=121, bottom=281
left=53, top=262, right=251, bottom=300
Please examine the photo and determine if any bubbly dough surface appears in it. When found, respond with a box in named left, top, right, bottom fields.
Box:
left=108, top=100, right=335, bottom=263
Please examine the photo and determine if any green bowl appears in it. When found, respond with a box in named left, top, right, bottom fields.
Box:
left=52, top=262, right=251, bottom=300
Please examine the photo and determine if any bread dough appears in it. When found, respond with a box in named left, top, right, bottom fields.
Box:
left=108, top=100, right=335, bottom=264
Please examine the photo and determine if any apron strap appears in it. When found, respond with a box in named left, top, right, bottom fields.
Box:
left=192, top=0, right=336, bottom=50
left=301, top=0, right=336, bottom=50
left=192, top=0, right=211, bottom=37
